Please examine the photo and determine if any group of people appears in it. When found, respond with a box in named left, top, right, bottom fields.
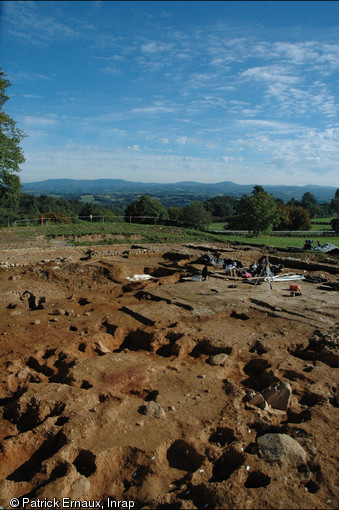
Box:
left=304, top=239, right=325, bottom=250
left=201, top=255, right=282, bottom=280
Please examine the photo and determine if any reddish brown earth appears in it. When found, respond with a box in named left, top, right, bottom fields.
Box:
left=0, top=236, right=338, bottom=509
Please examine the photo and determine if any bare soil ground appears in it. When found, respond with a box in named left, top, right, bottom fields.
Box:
left=0, top=235, right=338, bottom=509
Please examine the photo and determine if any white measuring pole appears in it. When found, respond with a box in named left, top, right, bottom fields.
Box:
left=266, top=257, right=272, bottom=296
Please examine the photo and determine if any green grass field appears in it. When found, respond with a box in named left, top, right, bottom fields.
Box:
left=310, top=224, right=332, bottom=231
left=209, top=222, right=227, bottom=230
left=311, top=217, right=335, bottom=223
left=79, top=195, right=95, bottom=203
left=310, top=217, right=335, bottom=231
left=210, top=218, right=335, bottom=232
left=210, top=233, right=338, bottom=250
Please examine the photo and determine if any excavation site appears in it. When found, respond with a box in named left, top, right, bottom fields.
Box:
left=0, top=237, right=338, bottom=509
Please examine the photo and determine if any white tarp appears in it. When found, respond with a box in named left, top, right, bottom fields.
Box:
left=314, top=243, right=338, bottom=252
left=126, top=274, right=153, bottom=282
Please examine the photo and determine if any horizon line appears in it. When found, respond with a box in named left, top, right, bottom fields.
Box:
left=21, top=178, right=337, bottom=188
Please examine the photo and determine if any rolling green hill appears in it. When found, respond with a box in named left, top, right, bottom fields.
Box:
left=22, top=179, right=337, bottom=204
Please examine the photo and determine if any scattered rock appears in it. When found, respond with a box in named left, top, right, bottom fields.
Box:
left=17, top=367, right=31, bottom=380
left=250, top=340, right=268, bottom=355
left=257, top=433, right=307, bottom=466
left=261, top=381, right=292, bottom=410
left=246, top=390, right=266, bottom=409
left=52, top=309, right=66, bottom=316
left=95, top=341, right=110, bottom=354
left=142, top=401, right=165, bottom=419
left=209, top=353, right=228, bottom=366
left=71, top=477, right=91, bottom=499
left=30, top=319, right=41, bottom=325
left=171, top=337, right=196, bottom=357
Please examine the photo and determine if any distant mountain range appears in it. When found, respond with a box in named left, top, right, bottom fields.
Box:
left=22, top=179, right=337, bottom=202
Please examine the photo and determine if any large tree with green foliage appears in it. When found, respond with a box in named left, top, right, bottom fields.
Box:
left=278, top=205, right=311, bottom=230
left=301, top=191, right=321, bottom=218
left=0, top=68, right=26, bottom=203
left=168, top=206, right=184, bottom=225
left=181, top=201, right=212, bottom=229
left=330, top=189, right=339, bottom=216
left=125, top=194, right=168, bottom=224
left=204, top=195, right=238, bottom=219
left=330, top=188, right=339, bottom=231
left=233, top=185, right=281, bottom=234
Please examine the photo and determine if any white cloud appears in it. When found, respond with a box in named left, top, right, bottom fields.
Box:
left=231, top=127, right=339, bottom=168
left=23, top=115, right=58, bottom=126
left=21, top=94, right=43, bottom=99
left=130, top=106, right=176, bottom=114
left=8, top=71, right=51, bottom=82
left=273, top=42, right=318, bottom=64
left=272, top=41, right=339, bottom=71
left=99, top=65, right=122, bottom=76
left=241, top=65, right=299, bottom=85
left=3, top=0, right=95, bottom=45
left=239, top=64, right=337, bottom=118
left=4, top=2, right=75, bottom=43
left=141, top=41, right=173, bottom=54
left=177, top=137, right=188, bottom=146
left=237, top=119, right=303, bottom=133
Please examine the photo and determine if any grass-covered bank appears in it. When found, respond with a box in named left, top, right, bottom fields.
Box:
left=5, top=222, right=228, bottom=246
left=3, top=221, right=338, bottom=252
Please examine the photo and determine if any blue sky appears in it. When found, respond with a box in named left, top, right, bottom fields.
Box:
left=1, top=1, right=338, bottom=186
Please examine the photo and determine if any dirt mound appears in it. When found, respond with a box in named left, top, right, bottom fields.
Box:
left=0, top=241, right=338, bottom=509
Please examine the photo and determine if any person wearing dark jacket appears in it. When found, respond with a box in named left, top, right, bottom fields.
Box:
left=201, top=265, right=209, bottom=281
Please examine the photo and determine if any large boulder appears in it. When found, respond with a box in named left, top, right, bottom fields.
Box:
left=257, top=433, right=306, bottom=466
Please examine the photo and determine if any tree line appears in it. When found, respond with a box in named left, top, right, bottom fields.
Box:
left=2, top=186, right=338, bottom=233
left=124, top=187, right=339, bottom=233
